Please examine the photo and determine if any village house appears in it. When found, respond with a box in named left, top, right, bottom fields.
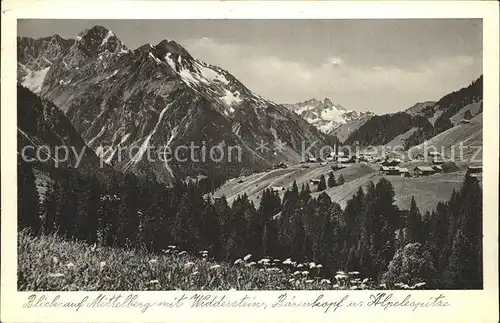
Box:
left=432, top=158, right=445, bottom=165
left=412, top=153, right=425, bottom=161
left=427, top=151, right=441, bottom=158
left=413, top=166, right=436, bottom=177
left=271, top=186, right=285, bottom=192
left=432, top=165, right=443, bottom=173
left=273, top=162, right=288, bottom=169
left=399, top=167, right=411, bottom=177
left=337, top=156, right=352, bottom=164
left=467, top=165, right=482, bottom=177
left=309, top=179, right=321, bottom=185
left=381, top=159, right=401, bottom=167
left=380, top=166, right=400, bottom=175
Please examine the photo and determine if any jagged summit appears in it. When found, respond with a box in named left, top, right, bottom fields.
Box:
left=75, top=25, right=128, bottom=56
left=154, top=39, right=193, bottom=59
left=284, top=97, right=373, bottom=134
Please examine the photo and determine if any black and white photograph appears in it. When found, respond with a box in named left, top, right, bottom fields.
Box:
left=14, top=17, right=486, bottom=292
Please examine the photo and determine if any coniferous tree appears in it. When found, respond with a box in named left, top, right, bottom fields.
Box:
left=317, top=175, right=327, bottom=191
left=85, top=174, right=102, bottom=244
left=337, top=173, right=345, bottom=185
left=117, top=173, right=140, bottom=246
left=17, top=160, right=41, bottom=233
left=200, top=199, right=222, bottom=257
left=444, top=176, right=482, bottom=288
left=405, top=196, right=422, bottom=244
left=57, top=172, right=78, bottom=239
left=260, top=189, right=281, bottom=257
left=327, top=171, right=336, bottom=188
left=41, top=180, right=57, bottom=235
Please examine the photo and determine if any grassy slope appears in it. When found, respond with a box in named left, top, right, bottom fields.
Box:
left=412, top=112, right=482, bottom=161
left=214, top=163, right=376, bottom=206
left=18, top=230, right=374, bottom=291
left=449, top=101, right=482, bottom=125
left=214, top=162, right=472, bottom=214
left=384, top=127, right=418, bottom=148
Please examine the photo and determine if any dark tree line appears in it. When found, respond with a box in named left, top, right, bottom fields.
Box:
left=344, top=112, right=434, bottom=147
left=19, top=158, right=482, bottom=288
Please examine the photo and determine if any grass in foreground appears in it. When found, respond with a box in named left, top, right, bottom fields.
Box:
left=18, top=230, right=380, bottom=291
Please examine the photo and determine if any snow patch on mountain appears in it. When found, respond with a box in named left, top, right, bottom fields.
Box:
left=220, top=89, right=242, bottom=107
left=100, top=30, right=114, bottom=47
left=19, top=65, right=50, bottom=93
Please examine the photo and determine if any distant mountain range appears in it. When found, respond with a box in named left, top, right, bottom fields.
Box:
left=284, top=98, right=375, bottom=134
left=17, top=26, right=333, bottom=183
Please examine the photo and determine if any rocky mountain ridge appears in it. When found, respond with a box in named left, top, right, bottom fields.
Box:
left=18, top=25, right=333, bottom=183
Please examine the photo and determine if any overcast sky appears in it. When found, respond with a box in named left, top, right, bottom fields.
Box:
left=18, top=19, right=482, bottom=114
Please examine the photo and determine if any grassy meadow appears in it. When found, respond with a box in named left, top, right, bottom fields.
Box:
left=18, top=229, right=384, bottom=291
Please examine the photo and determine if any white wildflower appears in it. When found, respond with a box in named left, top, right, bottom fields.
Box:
left=243, top=254, right=252, bottom=261
left=52, top=256, right=59, bottom=265
left=99, top=261, right=106, bottom=270
left=362, top=278, right=369, bottom=283
left=65, top=262, right=75, bottom=270
left=148, top=259, right=158, bottom=264
left=305, top=279, right=314, bottom=283
left=246, top=261, right=256, bottom=267
left=348, top=271, right=360, bottom=275
left=320, top=279, right=331, bottom=284
left=234, top=259, right=243, bottom=265
left=48, top=273, right=64, bottom=278
left=178, top=251, right=187, bottom=256
left=309, top=262, right=316, bottom=269
left=297, top=264, right=304, bottom=268
left=191, top=271, right=199, bottom=276
left=282, top=258, right=292, bottom=265
left=293, top=271, right=301, bottom=276
left=288, top=278, right=295, bottom=283
left=184, top=262, right=195, bottom=270
left=316, top=264, right=323, bottom=269
left=301, top=271, right=309, bottom=276
left=149, top=279, right=160, bottom=285
left=209, top=265, right=221, bottom=270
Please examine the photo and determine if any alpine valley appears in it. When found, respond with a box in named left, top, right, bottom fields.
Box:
left=16, top=22, right=484, bottom=292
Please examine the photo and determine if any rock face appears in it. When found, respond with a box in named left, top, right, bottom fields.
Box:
left=17, top=25, right=331, bottom=183
left=17, top=85, right=102, bottom=172
left=284, top=98, right=375, bottom=134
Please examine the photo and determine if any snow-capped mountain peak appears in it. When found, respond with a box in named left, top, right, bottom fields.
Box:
left=284, top=98, right=374, bottom=134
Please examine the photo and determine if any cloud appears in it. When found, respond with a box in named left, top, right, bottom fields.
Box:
left=183, top=38, right=481, bottom=113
